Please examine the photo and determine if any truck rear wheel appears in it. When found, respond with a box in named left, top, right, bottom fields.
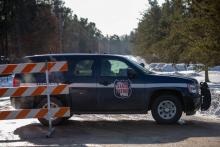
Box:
left=151, top=94, right=182, bottom=124
left=37, top=98, right=66, bottom=126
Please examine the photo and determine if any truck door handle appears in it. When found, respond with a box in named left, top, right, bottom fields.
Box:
left=99, top=81, right=111, bottom=86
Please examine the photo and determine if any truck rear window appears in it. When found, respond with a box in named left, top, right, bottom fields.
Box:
left=16, top=56, right=67, bottom=84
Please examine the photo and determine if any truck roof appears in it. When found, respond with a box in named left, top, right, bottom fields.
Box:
left=25, top=53, right=125, bottom=58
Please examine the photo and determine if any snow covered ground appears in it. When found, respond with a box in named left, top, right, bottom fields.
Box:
left=191, top=71, right=220, bottom=84
left=197, top=88, right=220, bottom=119
left=190, top=72, right=220, bottom=118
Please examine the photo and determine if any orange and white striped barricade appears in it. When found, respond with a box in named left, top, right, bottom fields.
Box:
left=0, top=61, right=67, bottom=75
left=0, top=107, right=70, bottom=120
left=0, top=84, right=69, bottom=97
left=0, top=61, right=70, bottom=137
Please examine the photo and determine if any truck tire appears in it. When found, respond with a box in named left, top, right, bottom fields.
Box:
left=151, top=94, right=182, bottom=124
left=37, top=98, right=66, bottom=126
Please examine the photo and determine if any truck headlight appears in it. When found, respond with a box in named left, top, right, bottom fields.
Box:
left=188, top=83, right=198, bottom=94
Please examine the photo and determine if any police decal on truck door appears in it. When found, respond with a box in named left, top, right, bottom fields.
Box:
left=98, top=57, right=146, bottom=110
left=114, top=79, right=132, bottom=99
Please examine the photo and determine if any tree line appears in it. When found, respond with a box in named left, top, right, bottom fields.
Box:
left=133, top=0, right=220, bottom=81
left=0, top=0, right=131, bottom=63
left=1, top=0, right=219, bottom=81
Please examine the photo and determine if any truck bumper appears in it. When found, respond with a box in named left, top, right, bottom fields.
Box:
left=184, top=95, right=201, bottom=115
left=200, top=82, right=211, bottom=111
left=184, top=82, right=211, bottom=115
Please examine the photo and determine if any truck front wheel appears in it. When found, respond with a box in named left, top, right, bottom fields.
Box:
left=37, top=98, right=66, bottom=126
left=151, top=94, right=182, bottom=124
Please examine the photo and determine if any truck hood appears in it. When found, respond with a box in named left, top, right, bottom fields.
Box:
left=147, top=73, right=198, bottom=84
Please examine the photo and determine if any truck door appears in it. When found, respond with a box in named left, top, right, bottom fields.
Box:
left=97, top=57, right=146, bottom=111
left=69, top=57, right=98, bottom=111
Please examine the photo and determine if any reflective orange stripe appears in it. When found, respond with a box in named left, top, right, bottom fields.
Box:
left=52, top=85, right=66, bottom=95
left=0, top=111, right=10, bottom=120
left=0, top=107, right=70, bottom=120
left=54, top=107, right=69, bottom=117
left=11, top=87, right=28, bottom=97
left=47, top=62, right=56, bottom=71
left=40, top=65, right=46, bottom=72
left=60, top=63, right=68, bottom=71
left=2, top=64, right=17, bottom=75
left=31, top=86, right=46, bottom=96
left=34, top=109, right=48, bottom=118
left=40, top=62, right=56, bottom=72
left=16, top=109, right=30, bottom=119
left=1, top=62, right=67, bottom=74
left=21, top=63, right=36, bottom=73
left=0, top=88, right=7, bottom=96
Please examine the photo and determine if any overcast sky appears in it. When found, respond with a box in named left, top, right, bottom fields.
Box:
left=64, top=0, right=164, bottom=36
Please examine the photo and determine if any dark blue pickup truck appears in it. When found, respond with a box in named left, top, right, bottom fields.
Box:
left=10, top=54, right=211, bottom=125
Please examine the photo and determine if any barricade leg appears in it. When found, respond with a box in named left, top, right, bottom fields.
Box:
left=45, top=62, right=54, bottom=138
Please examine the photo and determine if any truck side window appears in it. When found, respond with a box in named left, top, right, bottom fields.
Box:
left=100, top=59, right=129, bottom=77
left=74, top=60, right=94, bottom=76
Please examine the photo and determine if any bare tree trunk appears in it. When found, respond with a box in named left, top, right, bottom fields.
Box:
left=58, top=12, right=63, bottom=53
left=205, top=66, right=210, bottom=82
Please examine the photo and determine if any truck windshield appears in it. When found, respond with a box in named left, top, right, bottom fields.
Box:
left=125, top=57, right=153, bottom=74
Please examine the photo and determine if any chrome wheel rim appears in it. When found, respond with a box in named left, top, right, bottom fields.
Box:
left=157, top=100, right=176, bottom=120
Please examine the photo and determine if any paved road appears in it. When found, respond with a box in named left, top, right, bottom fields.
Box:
left=0, top=114, right=220, bottom=146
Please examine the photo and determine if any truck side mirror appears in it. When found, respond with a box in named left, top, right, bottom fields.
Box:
left=127, top=68, right=137, bottom=79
